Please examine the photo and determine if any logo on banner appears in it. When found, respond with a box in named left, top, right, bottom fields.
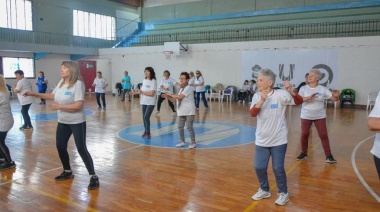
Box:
left=251, top=65, right=261, bottom=80
left=279, top=64, right=295, bottom=81
left=312, top=64, right=333, bottom=87
left=250, top=63, right=334, bottom=88
left=117, top=121, right=256, bottom=149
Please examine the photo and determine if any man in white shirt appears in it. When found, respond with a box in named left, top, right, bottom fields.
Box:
left=13, top=70, right=34, bottom=130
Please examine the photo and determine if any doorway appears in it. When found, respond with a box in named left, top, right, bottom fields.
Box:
left=79, top=60, right=96, bottom=92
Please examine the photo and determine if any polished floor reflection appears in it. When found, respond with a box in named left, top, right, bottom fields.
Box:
left=0, top=94, right=379, bottom=211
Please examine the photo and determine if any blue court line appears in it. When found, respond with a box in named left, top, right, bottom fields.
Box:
left=32, top=109, right=94, bottom=122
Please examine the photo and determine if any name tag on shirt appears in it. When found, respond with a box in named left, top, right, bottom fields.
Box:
left=270, top=103, right=278, bottom=109
left=65, top=91, right=73, bottom=95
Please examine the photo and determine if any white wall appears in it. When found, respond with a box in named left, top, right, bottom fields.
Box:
left=99, top=36, right=380, bottom=105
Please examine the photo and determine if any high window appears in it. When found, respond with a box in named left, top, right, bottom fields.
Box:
left=0, top=0, right=33, bottom=30
left=73, top=10, right=115, bottom=40
left=1, top=57, right=35, bottom=78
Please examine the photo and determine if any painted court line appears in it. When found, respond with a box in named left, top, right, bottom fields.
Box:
left=0, top=167, right=100, bottom=211
left=243, top=140, right=322, bottom=211
left=351, top=135, right=380, bottom=202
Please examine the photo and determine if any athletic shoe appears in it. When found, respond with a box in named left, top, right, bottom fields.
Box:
left=176, top=141, right=186, bottom=147
left=141, top=133, right=147, bottom=137
left=0, top=161, right=16, bottom=170
left=103, top=107, right=106, bottom=110
left=297, top=152, right=308, bottom=161
left=326, top=154, right=337, bottom=163
left=88, top=175, right=99, bottom=190
left=172, top=112, right=177, bottom=116
left=146, top=134, right=151, bottom=139
left=19, top=125, right=33, bottom=130
left=252, top=188, right=271, bottom=200
left=188, top=143, right=196, bottom=149
left=275, top=193, right=289, bottom=206
left=55, top=171, right=74, bottom=181
left=39, top=102, right=43, bottom=105
left=97, top=107, right=101, bottom=110
left=155, top=111, right=160, bottom=115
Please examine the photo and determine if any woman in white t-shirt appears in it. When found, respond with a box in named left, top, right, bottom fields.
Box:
left=188, top=71, right=196, bottom=103
left=194, top=70, right=208, bottom=109
left=249, top=69, right=303, bottom=206
left=24, top=61, right=99, bottom=190
left=92, top=71, right=108, bottom=110
left=164, top=72, right=196, bottom=149
left=155, top=70, right=177, bottom=115
left=297, top=69, right=339, bottom=163
left=0, top=74, right=16, bottom=170
left=130, top=67, right=157, bottom=139
left=368, top=91, right=380, bottom=179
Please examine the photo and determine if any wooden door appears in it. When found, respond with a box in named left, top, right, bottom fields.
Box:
left=79, top=60, right=96, bottom=92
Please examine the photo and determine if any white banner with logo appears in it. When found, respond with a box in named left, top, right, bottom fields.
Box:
left=242, top=49, right=338, bottom=89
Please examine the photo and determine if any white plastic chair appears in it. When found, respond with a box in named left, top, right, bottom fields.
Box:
left=367, top=91, right=378, bottom=110
left=220, top=87, right=233, bottom=103
left=208, top=86, right=221, bottom=101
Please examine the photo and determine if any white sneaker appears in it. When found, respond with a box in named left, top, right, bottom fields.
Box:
left=275, top=193, right=289, bottom=206
left=188, top=143, right=196, bottom=149
left=176, top=141, right=186, bottom=147
left=172, top=112, right=177, bottom=116
left=155, top=111, right=160, bottom=115
left=243, top=100, right=245, bottom=104
left=252, top=188, right=271, bottom=200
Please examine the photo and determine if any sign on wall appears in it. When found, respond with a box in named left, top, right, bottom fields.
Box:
left=242, top=49, right=338, bottom=89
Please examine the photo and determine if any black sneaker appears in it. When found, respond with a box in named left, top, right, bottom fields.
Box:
left=326, top=154, right=337, bottom=163
left=19, top=125, right=33, bottom=130
left=297, top=152, right=308, bottom=160
left=0, top=161, right=16, bottom=170
left=55, top=171, right=74, bottom=181
left=88, top=175, right=99, bottom=190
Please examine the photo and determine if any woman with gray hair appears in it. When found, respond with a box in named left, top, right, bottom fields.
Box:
left=296, top=69, right=339, bottom=163
left=250, top=69, right=303, bottom=206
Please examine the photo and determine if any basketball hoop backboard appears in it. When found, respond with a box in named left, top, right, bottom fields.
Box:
left=164, top=42, right=180, bottom=55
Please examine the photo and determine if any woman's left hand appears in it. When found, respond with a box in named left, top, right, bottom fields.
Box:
left=50, top=102, right=60, bottom=110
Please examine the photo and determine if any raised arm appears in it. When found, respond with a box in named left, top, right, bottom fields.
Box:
left=24, top=91, right=54, bottom=100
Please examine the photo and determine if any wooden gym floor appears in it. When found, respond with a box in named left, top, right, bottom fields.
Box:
left=0, top=94, right=379, bottom=211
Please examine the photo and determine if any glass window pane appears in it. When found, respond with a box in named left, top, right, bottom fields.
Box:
left=2, top=57, right=35, bottom=78
left=16, top=0, right=26, bottom=30
left=73, top=9, right=116, bottom=40
left=73, top=10, right=78, bottom=35
left=24, top=0, right=32, bottom=30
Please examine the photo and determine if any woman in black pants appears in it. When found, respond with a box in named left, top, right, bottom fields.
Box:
left=25, top=61, right=99, bottom=190
left=0, top=74, right=16, bottom=170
